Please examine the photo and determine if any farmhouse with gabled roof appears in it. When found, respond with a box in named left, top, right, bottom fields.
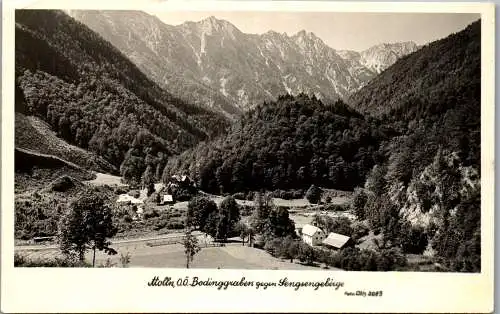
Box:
left=301, top=224, right=326, bottom=246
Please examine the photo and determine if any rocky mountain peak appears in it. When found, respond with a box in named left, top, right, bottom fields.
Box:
left=294, top=29, right=317, bottom=39
left=358, top=41, right=419, bottom=73
left=292, top=29, right=327, bottom=52
left=195, top=15, right=240, bottom=36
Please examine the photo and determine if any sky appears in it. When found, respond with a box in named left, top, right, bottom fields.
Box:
left=148, top=11, right=480, bottom=51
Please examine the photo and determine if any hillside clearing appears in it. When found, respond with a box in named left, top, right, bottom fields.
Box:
left=85, top=172, right=128, bottom=187
left=15, top=113, right=116, bottom=173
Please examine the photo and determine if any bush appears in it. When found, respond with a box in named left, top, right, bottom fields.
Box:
left=123, top=214, right=133, bottom=223
left=401, top=224, right=428, bottom=254
left=114, top=186, right=128, bottom=195
left=292, top=189, right=304, bottom=199
left=173, top=187, right=197, bottom=202
left=312, top=215, right=352, bottom=237
left=143, top=209, right=160, bottom=220
left=253, top=235, right=265, bottom=249
left=116, top=220, right=133, bottom=231
left=314, top=248, right=332, bottom=264
left=246, top=191, right=255, bottom=200
left=351, top=221, right=370, bottom=241
left=233, top=192, right=246, bottom=200
left=167, top=220, right=185, bottom=229
left=14, top=253, right=91, bottom=267
left=305, top=185, right=322, bottom=204
left=240, top=205, right=253, bottom=216
left=297, top=242, right=316, bottom=265
left=15, top=197, right=60, bottom=239
left=169, top=211, right=182, bottom=218
left=128, top=190, right=140, bottom=198
left=49, top=175, right=78, bottom=192
left=321, top=247, right=407, bottom=271
left=271, top=189, right=305, bottom=200
left=264, top=238, right=282, bottom=256
left=154, top=220, right=168, bottom=230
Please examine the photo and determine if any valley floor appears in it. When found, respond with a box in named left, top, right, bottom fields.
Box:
left=15, top=232, right=337, bottom=270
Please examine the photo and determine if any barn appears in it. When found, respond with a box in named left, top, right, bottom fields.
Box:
left=322, top=232, right=354, bottom=250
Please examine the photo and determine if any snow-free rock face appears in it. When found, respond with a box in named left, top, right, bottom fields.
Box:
left=69, top=11, right=418, bottom=116
left=339, top=42, right=419, bottom=74
left=360, top=42, right=419, bottom=73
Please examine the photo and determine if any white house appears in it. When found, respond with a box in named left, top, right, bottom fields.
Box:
left=301, top=224, right=326, bottom=246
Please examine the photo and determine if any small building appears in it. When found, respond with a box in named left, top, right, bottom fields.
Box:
left=171, top=175, right=182, bottom=182
left=301, top=224, right=326, bottom=246
left=322, top=232, right=354, bottom=250
left=169, top=174, right=193, bottom=187
left=160, top=194, right=174, bottom=205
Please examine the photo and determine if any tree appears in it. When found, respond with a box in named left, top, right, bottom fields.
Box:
left=268, top=207, right=296, bottom=238
left=365, top=164, right=387, bottom=196
left=142, top=165, right=155, bottom=192
left=297, top=242, right=316, bottom=265
left=250, top=192, right=273, bottom=234
left=282, top=237, right=300, bottom=263
left=220, top=196, right=240, bottom=230
left=183, top=228, right=201, bottom=268
left=186, top=197, right=218, bottom=230
left=235, top=221, right=249, bottom=245
left=245, top=226, right=255, bottom=247
left=58, top=188, right=118, bottom=266
left=146, top=182, right=155, bottom=196
left=400, top=222, right=428, bottom=254
left=213, top=196, right=240, bottom=242
left=351, top=187, right=368, bottom=220
left=312, top=214, right=352, bottom=237
left=305, top=184, right=322, bottom=204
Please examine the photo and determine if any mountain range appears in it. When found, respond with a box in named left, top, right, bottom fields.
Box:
left=69, top=10, right=419, bottom=117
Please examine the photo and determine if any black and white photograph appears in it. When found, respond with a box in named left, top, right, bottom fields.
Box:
left=2, top=0, right=495, bottom=312
left=11, top=8, right=484, bottom=270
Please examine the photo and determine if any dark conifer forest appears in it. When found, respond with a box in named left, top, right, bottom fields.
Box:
left=163, top=95, right=392, bottom=193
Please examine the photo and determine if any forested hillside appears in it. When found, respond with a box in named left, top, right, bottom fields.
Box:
left=15, top=10, right=229, bottom=184
left=163, top=94, right=394, bottom=193
left=350, top=20, right=481, bottom=272
left=350, top=20, right=480, bottom=120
